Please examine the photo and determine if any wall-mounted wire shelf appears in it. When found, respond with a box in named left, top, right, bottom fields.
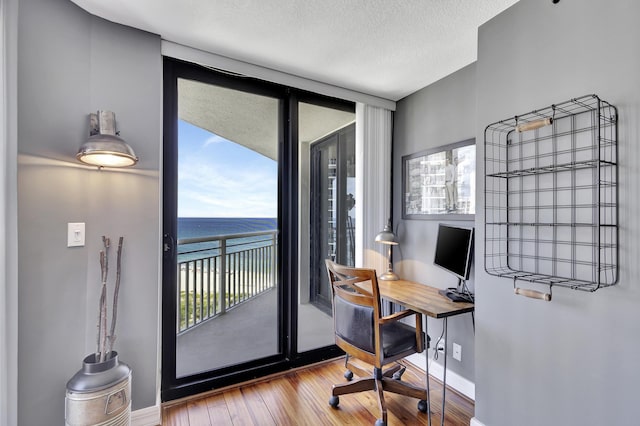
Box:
left=484, top=94, right=618, bottom=293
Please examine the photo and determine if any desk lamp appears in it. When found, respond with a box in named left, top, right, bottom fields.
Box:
left=375, top=220, right=399, bottom=281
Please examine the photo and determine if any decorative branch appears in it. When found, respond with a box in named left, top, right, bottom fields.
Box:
left=99, top=237, right=111, bottom=362
left=93, top=235, right=126, bottom=363
left=96, top=248, right=106, bottom=361
left=107, top=236, right=124, bottom=356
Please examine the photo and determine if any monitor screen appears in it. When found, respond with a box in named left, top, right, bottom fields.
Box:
left=433, top=224, right=474, bottom=281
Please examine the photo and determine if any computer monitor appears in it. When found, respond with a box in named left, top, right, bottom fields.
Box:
left=433, top=224, right=474, bottom=302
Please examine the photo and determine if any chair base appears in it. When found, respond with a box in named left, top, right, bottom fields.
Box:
left=329, top=363, right=428, bottom=425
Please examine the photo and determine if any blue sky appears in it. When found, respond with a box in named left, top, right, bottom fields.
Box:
left=178, top=120, right=277, bottom=218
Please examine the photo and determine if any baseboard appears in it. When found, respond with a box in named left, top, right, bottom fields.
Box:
left=131, top=404, right=161, bottom=426
left=470, top=417, right=486, bottom=426
left=405, top=352, right=475, bottom=401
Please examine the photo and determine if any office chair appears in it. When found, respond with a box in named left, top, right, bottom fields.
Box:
left=325, top=260, right=429, bottom=426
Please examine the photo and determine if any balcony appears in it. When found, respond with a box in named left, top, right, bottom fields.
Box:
left=176, top=231, right=334, bottom=377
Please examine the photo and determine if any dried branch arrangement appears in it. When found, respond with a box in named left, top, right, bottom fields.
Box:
left=96, top=236, right=124, bottom=362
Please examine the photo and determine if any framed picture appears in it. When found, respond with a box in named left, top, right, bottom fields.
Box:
left=402, top=138, right=475, bottom=220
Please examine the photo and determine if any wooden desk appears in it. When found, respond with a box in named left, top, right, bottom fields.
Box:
left=376, top=279, right=474, bottom=318
left=360, top=278, right=474, bottom=426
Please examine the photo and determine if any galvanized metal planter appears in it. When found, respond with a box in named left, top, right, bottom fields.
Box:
left=65, top=352, right=131, bottom=426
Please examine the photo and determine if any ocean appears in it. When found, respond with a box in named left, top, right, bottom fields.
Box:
left=178, top=217, right=277, bottom=240
left=177, top=217, right=278, bottom=262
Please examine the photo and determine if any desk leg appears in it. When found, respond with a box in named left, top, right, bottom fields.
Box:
left=441, top=317, right=448, bottom=426
left=425, top=317, right=432, bottom=426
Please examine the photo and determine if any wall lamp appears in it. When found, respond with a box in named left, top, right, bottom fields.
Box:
left=77, top=111, right=138, bottom=168
left=375, top=219, right=399, bottom=281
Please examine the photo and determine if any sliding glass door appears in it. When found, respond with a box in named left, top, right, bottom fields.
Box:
left=162, top=58, right=353, bottom=400
left=174, top=78, right=281, bottom=379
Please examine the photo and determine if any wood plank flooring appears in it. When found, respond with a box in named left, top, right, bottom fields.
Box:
left=162, top=358, right=474, bottom=425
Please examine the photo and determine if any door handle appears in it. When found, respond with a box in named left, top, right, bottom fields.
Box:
left=163, top=234, right=175, bottom=257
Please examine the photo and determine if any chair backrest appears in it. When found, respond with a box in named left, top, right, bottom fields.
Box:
left=325, top=259, right=383, bottom=366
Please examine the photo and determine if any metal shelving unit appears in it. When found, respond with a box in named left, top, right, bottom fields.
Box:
left=484, top=94, right=618, bottom=295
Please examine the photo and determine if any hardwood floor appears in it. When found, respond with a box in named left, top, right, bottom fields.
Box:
left=162, top=358, right=474, bottom=425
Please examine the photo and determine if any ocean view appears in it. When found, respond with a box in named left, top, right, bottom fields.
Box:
left=176, top=217, right=278, bottom=333
left=178, top=217, right=277, bottom=240
left=177, top=217, right=278, bottom=262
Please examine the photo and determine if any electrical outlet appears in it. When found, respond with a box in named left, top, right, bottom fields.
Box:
left=436, top=339, right=445, bottom=352
left=453, top=343, right=462, bottom=361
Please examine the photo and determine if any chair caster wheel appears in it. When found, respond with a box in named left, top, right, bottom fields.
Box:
left=329, top=395, right=339, bottom=408
left=417, top=399, right=429, bottom=413
left=344, top=370, right=353, bottom=381
left=374, top=419, right=386, bottom=426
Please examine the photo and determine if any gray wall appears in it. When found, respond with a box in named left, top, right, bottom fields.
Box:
left=17, top=0, right=161, bottom=424
left=393, top=63, right=477, bottom=380
left=475, top=0, right=640, bottom=425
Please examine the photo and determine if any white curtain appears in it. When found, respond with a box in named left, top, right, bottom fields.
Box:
left=355, top=103, right=393, bottom=275
left=1, top=0, right=18, bottom=425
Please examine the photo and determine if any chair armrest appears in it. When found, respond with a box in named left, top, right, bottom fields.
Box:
left=379, top=309, right=418, bottom=324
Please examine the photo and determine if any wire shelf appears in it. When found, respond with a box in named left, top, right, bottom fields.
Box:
left=484, top=94, right=618, bottom=292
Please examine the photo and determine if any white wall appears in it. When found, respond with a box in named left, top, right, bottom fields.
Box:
left=16, top=0, right=161, bottom=424
left=475, top=1, right=640, bottom=425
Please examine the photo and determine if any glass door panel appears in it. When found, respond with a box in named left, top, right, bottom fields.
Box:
left=164, top=58, right=355, bottom=400
left=174, top=78, right=281, bottom=378
left=298, top=102, right=355, bottom=352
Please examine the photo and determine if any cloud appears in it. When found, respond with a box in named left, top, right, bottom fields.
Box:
left=203, top=134, right=226, bottom=147
left=178, top=154, right=277, bottom=218
left=177, top=121, right=278, bottom=218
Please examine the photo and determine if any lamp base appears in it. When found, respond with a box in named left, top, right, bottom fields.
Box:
left=379, top=270, right=399, bottom=281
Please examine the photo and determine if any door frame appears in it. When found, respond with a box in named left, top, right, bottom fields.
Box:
left=161, top=58, right=351, bottom=401
left=309, top=134, right=337, bottom=313
left=308, top=123, right=356, bottom=313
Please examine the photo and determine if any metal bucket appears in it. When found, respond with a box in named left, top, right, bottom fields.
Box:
left=65, top=352, right=131, bottom=426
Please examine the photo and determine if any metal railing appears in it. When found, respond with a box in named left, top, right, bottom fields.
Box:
left=177, top=230, right=278, bottom=334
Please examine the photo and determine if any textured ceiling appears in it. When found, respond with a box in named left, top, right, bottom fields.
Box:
left=70, top=0, right=519, bottom=101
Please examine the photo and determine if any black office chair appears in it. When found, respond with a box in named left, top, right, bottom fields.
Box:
left=325, top=260, right=429, bottom=426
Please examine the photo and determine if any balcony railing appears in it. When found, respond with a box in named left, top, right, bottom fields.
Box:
left=177, top=230, right=278, bottom=334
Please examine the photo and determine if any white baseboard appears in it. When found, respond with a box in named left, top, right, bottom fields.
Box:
left=405, top=352, right=475, bottom=401
left=470, top=417, right=486, bottom=426
left=131, top=405, right=161, bottom=426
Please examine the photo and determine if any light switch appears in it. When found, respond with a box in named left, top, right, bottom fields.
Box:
left=67, top=222, right=85, bottom=247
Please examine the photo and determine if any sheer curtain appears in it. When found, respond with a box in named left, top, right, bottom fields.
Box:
left=355, top=103, right=393, bottom=275
left=1, top=0, right=18, bottom=425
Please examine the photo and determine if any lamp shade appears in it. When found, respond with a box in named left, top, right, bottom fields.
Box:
left=77, top=111, right=138, bottom=168
left=375, top=220, right=399, bottom=280
left=77, top=134, right=138, bottom=167
left=375, top=222, right=398, bottom=246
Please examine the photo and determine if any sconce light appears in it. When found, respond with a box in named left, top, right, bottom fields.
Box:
left=375, top=219, right=399, bottom=281
left=77, top=111, right=138, bottom=168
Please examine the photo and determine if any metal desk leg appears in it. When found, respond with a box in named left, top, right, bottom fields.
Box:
left=425, top=317, right=432, bottom=426
left=441, top=317, right=448, bottom=426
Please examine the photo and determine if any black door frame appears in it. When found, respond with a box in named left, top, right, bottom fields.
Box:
left=309, top=134, right=337, bottom=313
left=309, top=123, right=356, bottom=313
left=162, top=57, right=352, bottom=401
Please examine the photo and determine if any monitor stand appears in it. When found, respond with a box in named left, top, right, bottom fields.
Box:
left=438, top=278, right=474, bottom=303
